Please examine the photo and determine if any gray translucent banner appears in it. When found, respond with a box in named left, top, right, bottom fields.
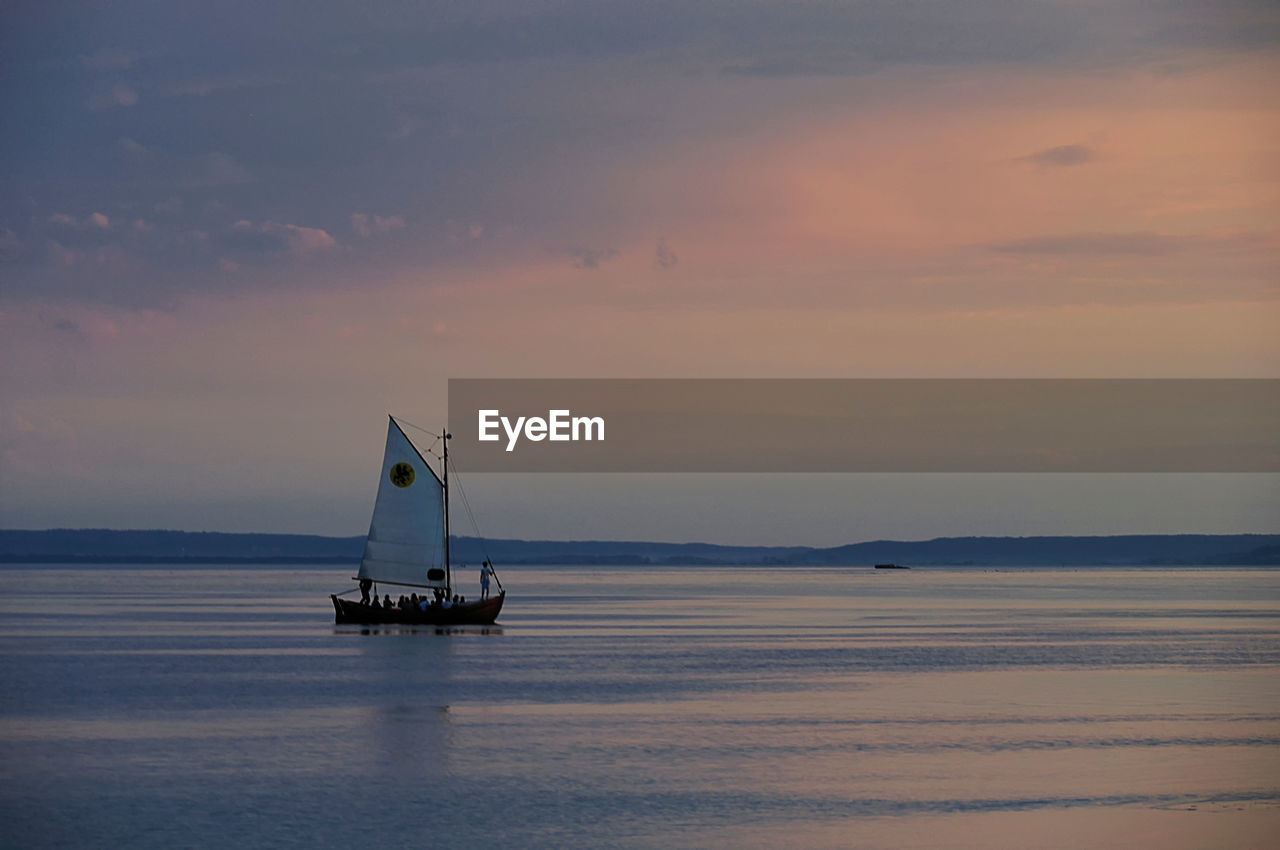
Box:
left=447, top=379, right=1279, bottom=472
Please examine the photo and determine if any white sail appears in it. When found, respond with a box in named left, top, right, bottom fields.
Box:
left=357, top=418, right=448, bottom=589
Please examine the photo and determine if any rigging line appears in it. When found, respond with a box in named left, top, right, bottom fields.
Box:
left=447, top=453, right=496, bottom=572
left=395, top=416, right=439, bottom=439
left=396, top=417, right=443, bottom=452
left=394, top=416, right=443, bottom=466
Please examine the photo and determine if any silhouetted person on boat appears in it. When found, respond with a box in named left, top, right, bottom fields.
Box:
left=480, top=561, right=493, bottom=599
left=383, top=594, right=392, bottom=608
left=359, top=578, right=372, bottom=604
left=371, top=595, right=381, bottom=610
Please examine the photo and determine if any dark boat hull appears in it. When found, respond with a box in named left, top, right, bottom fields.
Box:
left=332, top=591, right=504, bottom=625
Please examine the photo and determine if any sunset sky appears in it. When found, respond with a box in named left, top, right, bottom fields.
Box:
left=2, top=1, right=1277, bottom=543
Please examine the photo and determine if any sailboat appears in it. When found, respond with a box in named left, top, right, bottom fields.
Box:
left=331, top=416, right=505, bottom=626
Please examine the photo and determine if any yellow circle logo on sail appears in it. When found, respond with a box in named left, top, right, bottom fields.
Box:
left=389, top=462, right=415, bottom=488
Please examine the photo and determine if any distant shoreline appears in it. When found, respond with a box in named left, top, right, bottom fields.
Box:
left=2, top=530, right=1277, bottom=566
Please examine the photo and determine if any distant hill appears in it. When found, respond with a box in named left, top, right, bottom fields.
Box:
left=1, top=529, right=1277, bottom=565
left=778, top=535, right=1280, bottom=566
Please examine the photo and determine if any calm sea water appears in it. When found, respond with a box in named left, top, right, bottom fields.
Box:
left=0, top=564, right=1277, bottom=849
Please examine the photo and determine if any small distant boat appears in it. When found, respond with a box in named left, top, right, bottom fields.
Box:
left=331, top=416, right=505, bottom=626
left=874, top=563, right=910, bottom=570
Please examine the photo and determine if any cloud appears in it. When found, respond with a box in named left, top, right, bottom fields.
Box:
left=572, top=247, right=620, bottom=269
left=3, top=1, right=1274, bottom=319
left=117, top=137, right=151, bottom=160
left=987, top=231, right=1275, bottom=261
left=46, top=212, right=111, bottom=231
left=350, top=213, right=406, bottom=238
left=221, top=220, right=337, bottom=256
left=1020, top=144, right=1097, bottom=168
left=48, top=316, right=83, bottom=335
left=46, top=240, right=78, bottom=267
left=36, top=311, right=122, bottom=341
left=655, top=238, right=678, bottom=269
left=182, top=152, right=253, bottom=187
left=260, top=221, right=339, bottom=256
left=89, top=83, right=139, bottom=111
left=40, top=238, right=140, bottom=274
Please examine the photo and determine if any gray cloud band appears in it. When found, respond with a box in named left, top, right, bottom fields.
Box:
left=448, top=379, right=1279, bottom=472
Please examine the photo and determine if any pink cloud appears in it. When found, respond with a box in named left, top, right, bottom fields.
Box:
left=47, top=240, right=78, bottom=266
left=261, top=221, right=338, bottom=255
left=48, top=212, right=112, bottom=230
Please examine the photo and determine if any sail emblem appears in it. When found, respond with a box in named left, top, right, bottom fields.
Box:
left=389, top=462, right=415, bottom=488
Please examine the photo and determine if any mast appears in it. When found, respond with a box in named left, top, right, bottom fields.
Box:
left=443, top=429, right=452, bottom=595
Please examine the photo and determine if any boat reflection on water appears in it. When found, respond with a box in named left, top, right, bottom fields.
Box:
left=347, top=626, right=505, bottom=637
